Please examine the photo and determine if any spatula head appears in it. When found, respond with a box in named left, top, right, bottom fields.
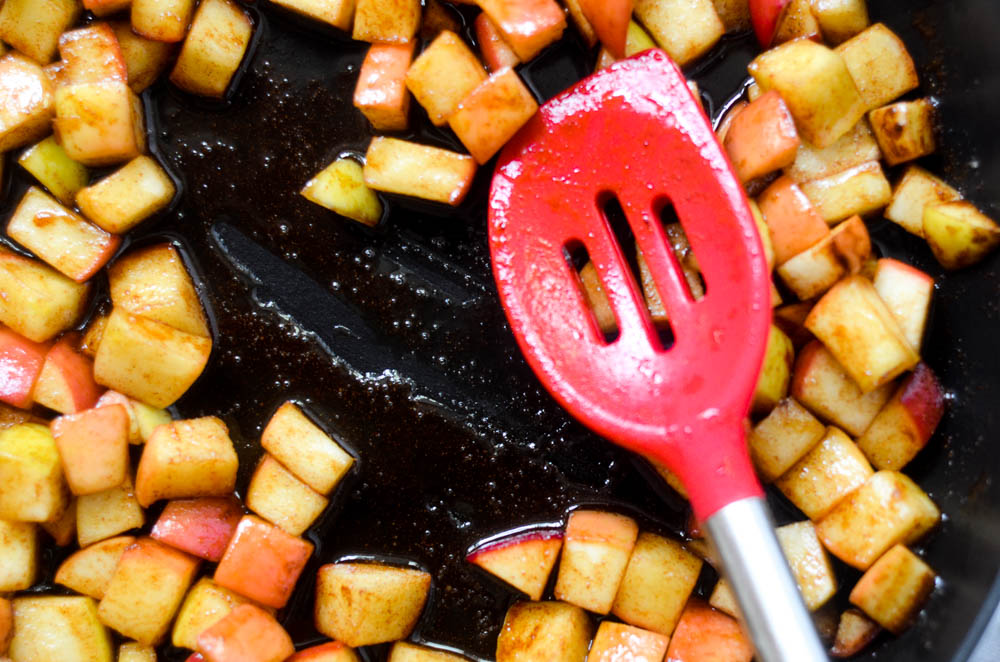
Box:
left=488, top=50, right=771, bottom=518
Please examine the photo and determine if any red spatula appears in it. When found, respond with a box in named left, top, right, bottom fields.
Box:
left=488, top=50, right=827, bottom=661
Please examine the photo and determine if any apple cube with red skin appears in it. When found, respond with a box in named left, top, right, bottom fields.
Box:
left=0, top=326, right=49, bottom=409
left=467, top=529, right=562, bottom=600
left=173, top=577, right=254, bottom=650
left=0, top=519, right=36, bottom=591
left=364, top=137, right=477, bottom=206
left=54, top=80, right=146, bottom=167
left=872, top=258, right=933, bottom=351
left=831, top=608, right=881, bottom=658
left=77, top=156, right=178, bottom=235
left=98, top=537, right=200, bottom=645
left=136, top=417, right=238, bottom=508
left=776, top=426, right=873, bottom=520
left=612, top=532, right=703, bottom=636
left=0, top=54, right=56, bottom=151
left=817, top=470, right=940, bottom=570
left=52, top=404, right=129, bottom=495
left=757, top=175, right=829, bottom=266
left=495, top=601, right=592, bottom=662
left=554, top=510, right=639, bottom=614
left=0, top=423, right=70, bottom=522
left=353, top=0, right=420, bottom=43
left=10, top=596, right=113, bottom=662
left=749, top=397, right=827, bottom=482
left=7, top=187, right=120, bottom=283
left=354, top=42, right=415, bottom=132
left=215, top=515, right=313, bottom=609
left=76, top=471, right=145, bottom=546
left=261, top=401, right=354, bottom=495
left=406, top=31, right=487, bottom=127
left=448, top=68, right=539, bottom=164
left=665, top=598, right=753, bottom=662
left=477, top=0, right=567, bottom=61
left=0, top=0, right=81, bottom=65
left=577, top=0, right=633, bottom=58
left=33, top=337, right=104, bottom=414
left=315, top=561, right=431, bottom=647
left=588, top=621, right=668, bottom=662
left=132, top=0, right=197, bottom=43
left=475, top=14, right=520, bottom=72
left=288, top=641, right=361, bottom=662
left=0, top=247, right=90, bottom=343
left=849, top=545, right=935, bottom=635
left=170, top=0, right=254, bottom=99
left=750, top=0, right=789, bottom=46
left=634, top=0, right=724, bottom=66
left=857, top=363, right=945, bottom=471
left=388, top=642, right=468, bottom=662
left=724, top=90, right=800, bottom=183
left=196, top=604, right=294, bottom=662
left=55, top=535, right=135, bottom=600
left=151, top=496, right=243, bottom=562
left=806, top=275, right=919, bottom=393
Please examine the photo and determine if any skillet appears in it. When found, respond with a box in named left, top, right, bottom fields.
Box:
left=9, top=0, right=1000, bottom=659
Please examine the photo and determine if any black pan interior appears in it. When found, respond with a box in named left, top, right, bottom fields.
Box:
left=9, top=0, right=1000, bottom=660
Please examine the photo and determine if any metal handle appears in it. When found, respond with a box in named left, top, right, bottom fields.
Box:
left=706, top=496, right=829, bottom=662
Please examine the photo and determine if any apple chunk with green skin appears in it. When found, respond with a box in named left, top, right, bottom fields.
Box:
left=315, top=561, right=431, bottom=647
left=0, top=422, right=70, bottom=522
left=288, top=641, right=361, bottom=662
left=10, top=596, right=113, bottom=662
left=215, top=515, right=313, bottom=609
left=923, top=200, right=1000, bottom=270
left=136, top=417, right=238, bottom=507
left=151, top=496, right=243, bottom=562
left=197, top=604, right=295, bottom=662
left=467, top=529, right=562, bottom=600
left=495, top=601, right=592, bottom=662
left=52, top=404, right=129, bottom=495
left=0, top=326, right=49, bottom=409
left=18, top=136, right=90, bottom=206
left=554, top=510, right=639, bottom=614
left=55, top=534, right=135, bottom=600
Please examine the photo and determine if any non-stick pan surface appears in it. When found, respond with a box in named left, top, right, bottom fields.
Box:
left=8, top=0, right=1000, bottom=660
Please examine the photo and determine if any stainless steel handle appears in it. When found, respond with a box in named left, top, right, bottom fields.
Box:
left=706, top=496, right=829, bottom=662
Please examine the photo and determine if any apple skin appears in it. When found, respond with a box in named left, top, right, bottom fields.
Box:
left=898, top=362, right=946, bottom=442
left=467, top=530, right=563, bottom=601
left=578, top=0, right=633, bottom=59
left=33, top=338, right=104, bottom=413
left=150, top=496, right=244, bottom=562
left=0, top=327, right=50, bottom=409
left=474, top=13, right=519, bottom=72
left=287, top=641, right=359, bottom=661
left=751, top=0, right=791, bottom=46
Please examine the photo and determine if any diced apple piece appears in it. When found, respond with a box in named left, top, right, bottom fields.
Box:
left=476, top=13, right=521, bottom=72
left=611, top=531, right=702, bottom=636
left=196, top=604, right=294, bottom=662
left=93, top=307, right=212, bottom=408
left=108, top=244, right=208, bottom=337
left=7, top=187, right=120, bottom=282
left=132, top=0, right=196, bottom=43
left=52, top=404, right=128, bottom=495
left=836, top=23, right=918, bottom=111
left=261, top=401, right=354, bottom=495
left=85, top=0, right=132, bottom=17
left=751, top=323, right=794, bottom=415
left=554, top=510, right=638, bottom=614
left=872, top=258, right=933, bottom=351
left=18, top=136, right=89, bottom=205
left=135, top=417, right=237, bottom=508
left=564, top=0, right=597, bottom=47
left=41, top=497, right=76, bottom=545
left=713, top=0, right=751, bottom=32
left=215, top=515, right=313, bottom=608
left=576, top=0, right=633, bottom=58
left=0, top=0, right=81, bottom=65
left=723, top=90, right=800, bottom=183
left=0, top=326, right=49, bottom=409
left=10, top=596, right=113, bottom=662
left=749, top=397, right=826, bottom=481
left=467, top=529, right=562, bottom=600
left=81, top=312, right=109, bottom=359
left=171, top=0, right=253, bottom=99
left=98, top=537, right=200, bottom=645
left=777, top=214, right=870, bottom=300
left=352, top=0, right=420, bottom=43
left=817, top=470, right=939, bottom=569
left=772, top=0, right=821, bottom=43
left=624, top=19, right=658, bottom=57
left=0, top=54, right=56, bottom=151
left=749, top=39, right=865, bottom=148
left=0, top=423, right=69, bottom=522
left=0, top=519, right=36, bottom=591
left=288, top=641, right=361, bottom=662
left=364, top=137, right=476, bottom=206
left=449, top=68, right=538, bottom=164
left=831, top=607, right=880, bottom=657
left=54, top=80, right=146, bottom=167
left=665, top=598, right=753, bottom=662
left=272, top=0, right=354, bottom=31
left=477, top=0, right=567, bottom=61
left=406, top=31, right=486, bottom=126
left=0, top=598, right=10, bottom=656
left=885, top=166, right=961, bottom=238
left=77, top=156, right=177, bottom=234
left=76, top=471, right=144, bottom=546
left=785, top=119, right=881, bottom=184
left=133, top=399, right=172, bottom=440
left=303, top=157, right=384, bottom=227
left=95, top=390, right=141, bottom=443
left=495, top=601, right=591, bottom=662
left=354, top=42, right=414, bottom=132
left=807, top=275, right=918, bottom=392
left=923, top=200, right=1000, bottom=270
left=119, top=642, right=158, bottom=662
left=55, top=535, right=134, bottom=599
left=388, top=641, right=468, bottom=662
left=315, top=561, right=431, bottom=647
left=172, top=577, right=252, bottom=650
left=634, top=0, right=724, bottom=66
left=151, top=496, right=242, bottom=562
left=810, top=0, right=868, bottom=44
left=33, top=337, right=104, bottom=414
left=849, top=544, right=935, bottom=634
left=869, top=99, right=936, bottom=166
left=800, top=161, right=891, bottom=224
left=588, top=621, right=669, bottom=662
left=247, top=454, right=328, bottom=536
left=775, top=425, right=873, bottom=519
left=776, top=520, right=838, bottom=610
left=857, top=364, right=945, bottom=471
left=111, top=21, right=175, bottom=93
left=58, top=22, right=127, bottom=86
left=758, top=176, right=829, bottom=265
left=709, top=578, right=740, bottom=617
